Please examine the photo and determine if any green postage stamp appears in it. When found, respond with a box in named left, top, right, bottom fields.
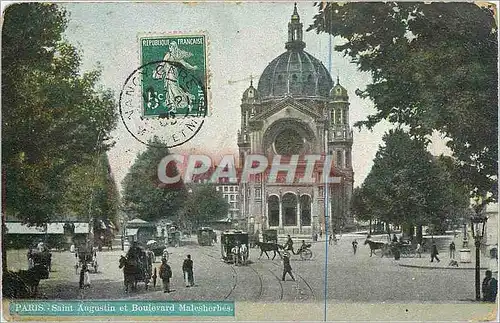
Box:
left=140, top=35, right=207, bottom=118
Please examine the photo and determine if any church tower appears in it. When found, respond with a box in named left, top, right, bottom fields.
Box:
left=237, top=4, right=354, bottom=237
left=327, top=77, right=354, bottom=232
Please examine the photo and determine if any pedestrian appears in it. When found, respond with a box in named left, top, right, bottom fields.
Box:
left=482, top=270, right=498, bottom=302
left=333, top=234, right=337, bottom=245
left=182, top=254, right=194, bottom=287
left=392, top=234, right=398, bottom=243
left=352, top=240, right=358, bottom=255
left=281, top=252, right=295, bottom=281
left=329, top=234, right=333, bottom=246
left=430, top=241, right=440, bottom=263
left=159, top=258, right=172, bottom=293
left=79, top=264, right=90, bottom=289
left=231, top=242, right=241, bottom=266
left=416, top=242, right=422, bottom=258
left=285, top=235, right=294, bottom=254
left=27, top=249, right=34, bottom=270
left=449, top=241, right=456, bottom=259
left=319, top=229, right=323, bottom=240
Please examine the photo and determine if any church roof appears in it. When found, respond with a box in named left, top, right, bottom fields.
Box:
left=256, top=4, right=333, bottom=100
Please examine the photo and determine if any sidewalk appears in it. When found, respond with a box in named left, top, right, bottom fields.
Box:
left=396, top=254, right=492, bottom=270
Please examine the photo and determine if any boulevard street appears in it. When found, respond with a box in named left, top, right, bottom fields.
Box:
left=7, top=234, right=476, bottom=303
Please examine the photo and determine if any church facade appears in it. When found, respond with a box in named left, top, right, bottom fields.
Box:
left=237, top=5, right=354, bottom=236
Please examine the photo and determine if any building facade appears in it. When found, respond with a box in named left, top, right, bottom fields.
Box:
left=237, top=5, right=354, bottom=236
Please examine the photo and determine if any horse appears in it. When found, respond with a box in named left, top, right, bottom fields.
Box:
left=3, top=264, right=49, bottom=298
left=119, top=256, right=138, bottom=292
left=255, top=242, right=283, bottom=260
left=364, top=239, right=388, bottom=257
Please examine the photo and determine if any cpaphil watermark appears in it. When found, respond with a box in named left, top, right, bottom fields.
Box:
left=157, top=154, right=342, bottom=185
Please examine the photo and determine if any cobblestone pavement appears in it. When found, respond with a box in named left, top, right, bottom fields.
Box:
left=5, top=236, right=485, bottom=302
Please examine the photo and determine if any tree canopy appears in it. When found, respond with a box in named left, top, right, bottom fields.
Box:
left=2, top=3, right=117, bottom=225
left=182, top=184, right=230, bottom=229
left=121, top=137, right=187, bottom=222
left=62, top=154, right=120, bottom=229
left=310, top=2, right=497, bottom=206
left=351, top=129, right=469, bottom=236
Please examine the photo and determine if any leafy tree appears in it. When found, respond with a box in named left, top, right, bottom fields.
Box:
left=122, top=137, right=186, bottom=222
left=182, top=184, right=229, bottom=229
left=2, top=3, right=117, bottom=226
left=351, top=187, right=373, bottom=233
left=309, top=2, right=497, bottom=206
left=62, top=154, right=120, bottom=230
left=356, top=129, right=469, bottom=241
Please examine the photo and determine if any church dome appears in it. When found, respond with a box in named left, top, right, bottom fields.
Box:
left=256, top=4, right=333, bottom=100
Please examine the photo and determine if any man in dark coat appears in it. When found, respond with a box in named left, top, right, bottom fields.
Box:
left=285, top=235, right=294, bottom=254
left=282, top=252, right=295, bottom=281
left=182, top=254, right=194, bottom=287
left=430, top=241, right=440, bottom=262
left=159, top=258, right=172, bottom=293
left=482, top=270, right=498, bottom=302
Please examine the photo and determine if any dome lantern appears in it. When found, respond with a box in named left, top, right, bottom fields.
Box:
left=242, top=76, right=258, bottom=103
left=285, top=3, right=306, bottom=52
left=329, top=75, right=348, bottom=100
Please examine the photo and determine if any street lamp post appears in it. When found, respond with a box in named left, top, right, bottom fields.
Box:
left=471, top=208, right=488, bottom=301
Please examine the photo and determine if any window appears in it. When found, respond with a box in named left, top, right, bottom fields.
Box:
left=229, top=187, right=234, bottom=192
left=230, top=195, right=235, bottom=201
left=255, top=188, right=261, bottom=199
left=337, top=150, right=343, bottom=168
left=345, top=151, right=351, bottom=168
left=235, top=187, right=238, bottom=192
left=223, top=186, right=228, bottom=192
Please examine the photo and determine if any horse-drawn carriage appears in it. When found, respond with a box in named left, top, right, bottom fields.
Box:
left=197, top=227, right=216, bottom=246
left=119, top=243, right=154, bottom=292
left=75, top=244, right=98, bottom=274
left=221, top=230, right=249, bottom=265
left=146, top=240, right=167, bottom=262
left=27, top=242, right=52, bottom=277
left=166, top=228, right=181, bottom=247
left=364, top=239, right=392, bottom=257
left=397, top=242, right=416, bottom=258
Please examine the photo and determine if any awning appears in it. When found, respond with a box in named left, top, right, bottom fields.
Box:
left=126, top=228, right=139, bottom=236
left=5, top=223, right=64, bottom=234
left=74, top=223, right=89, bottom=234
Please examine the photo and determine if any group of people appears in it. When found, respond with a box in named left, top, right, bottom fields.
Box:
left=158, top=254, right=194, bottom=293
left=284, top=235, right=310, bottom=255
left=230, top=242, right=248, bottom=266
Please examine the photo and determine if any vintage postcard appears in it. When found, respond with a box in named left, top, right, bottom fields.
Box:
left=2, top=1, right=498, bottom=322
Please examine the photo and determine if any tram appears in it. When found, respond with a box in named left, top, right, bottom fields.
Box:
left=221, top=230, right=249, bottom=264
left=197, top=227, right=216, bottom=246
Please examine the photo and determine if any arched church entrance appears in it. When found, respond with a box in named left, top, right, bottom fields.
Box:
left=268, top=195, right=280, bottom=227
left=282, top=193, right=297, bottom=226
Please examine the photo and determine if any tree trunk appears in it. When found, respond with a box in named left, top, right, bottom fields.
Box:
left=386, top=222, right=392, bottom=241
left=416, top=225, right=423, bottom=244
left=369, top=219, right=372, bottom=234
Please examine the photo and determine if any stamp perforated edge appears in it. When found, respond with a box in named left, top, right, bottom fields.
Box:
left=137, top=31, right=212, bottom=119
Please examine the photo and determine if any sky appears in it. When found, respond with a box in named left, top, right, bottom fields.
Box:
left=63, top=2, right=450, bottom=193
